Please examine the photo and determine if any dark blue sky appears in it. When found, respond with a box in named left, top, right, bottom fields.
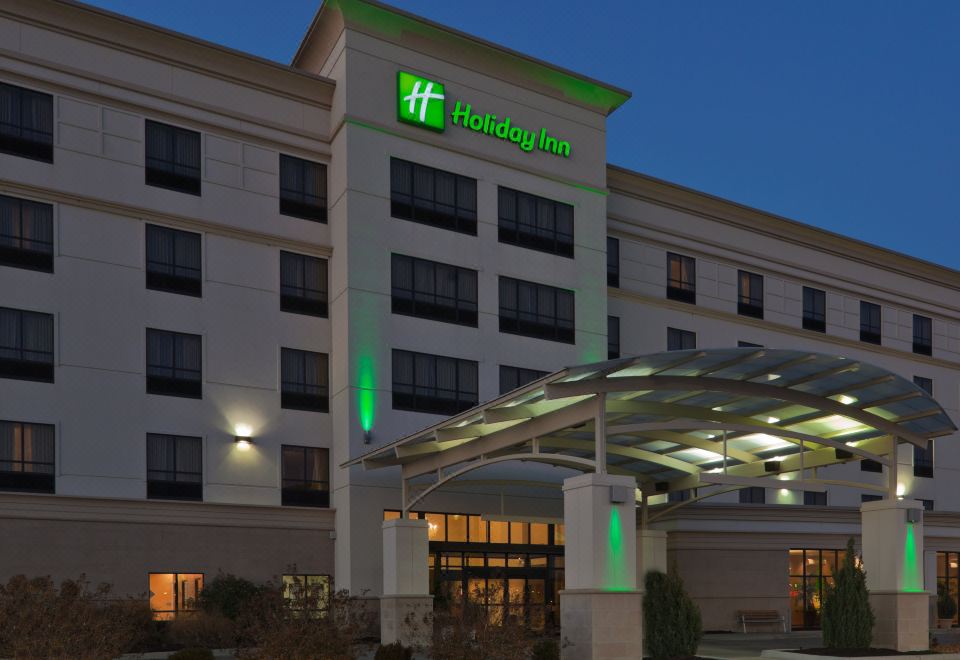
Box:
left=85, top=1, right=960, bottom=270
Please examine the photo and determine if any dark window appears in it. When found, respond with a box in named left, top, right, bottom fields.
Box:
left=861, top=459, right=883, bottom=473
left=667, top=253, right=696, bottom=304
left=920, top=499, right=934, bottom=511
left=146, top=433, right=202, bottom=501
left=392, top=349, right=478, bottom=415
left=499, top=365, right=549, bottom=394
left=913, top=315, right=932, bottom=356
left=668, top=489, right=695, bottom=503
left=145, top=224, right=201, bottom=297
left=860, top=301, right=881, bottom=345
left=280, top=251, right=328, bottom=317
left=0, top=307, right=54, bottom=382
left=667, top=327, right=696, bottom=351
left=0, top=420, right=54, bottom=493
left=861, top=494, right=882, bottom=503
left=608, top=315, right=620, bottom=360
left=146, top=329, right=201, bottom=398
left=145, top=120, right=201, bottom=195
left=739, top=486, right=766, bottom=504
left=498, top=187, right=573, bottom=257
left=607, top=237, right=620, bottom=287
left=803, top=491, right=827, bottom=506
left=281, top=445, right=330, bottom=507
left=498, top=277, right=575, bottom=344
left=914, top=375, right=933, bottom=396
left=738, top=341, right=763, bottom=348
left=0, top=82, right=53, bottom=162
left=390, top=158, right=477, bottom=235
left=803, top=286, right=826, bottom=333
left=738, top=270, right=763, bottom=319
left=280, top=154, right=327, bottom=222
left=912, top=378, right=934, bottom=478
left=0, top=195, right=53, bottom=272
left=391, top=254, right=477, bottom=326
left=281, top=348, right=329, bottom=413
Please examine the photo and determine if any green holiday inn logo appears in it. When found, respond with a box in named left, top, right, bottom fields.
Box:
left=397, top=71, right=446, bottom=132
left=395, top=70, right=571, bottom=158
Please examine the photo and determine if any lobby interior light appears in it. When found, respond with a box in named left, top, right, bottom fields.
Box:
left=234, top=424, right=253, bottom=450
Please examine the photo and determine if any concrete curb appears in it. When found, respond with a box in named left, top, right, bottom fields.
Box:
left=761, top=650, right=960, bottom=660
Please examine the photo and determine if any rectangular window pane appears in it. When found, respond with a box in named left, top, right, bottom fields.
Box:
left=913, top=315, right=932, bottom=355
left=391, top=158, right=476, bottom=235
left=738, top=270, right=763, bottom=319
left=146, top=433, right=202, bottom=501
left=392, top=349, right=478, bottom=415
left=860, top=301, right=881, bottom=345
left=148, top=573, right=203, bottom=621
left=280, top=251, right=328, bottom=317
left=608, top=315, right=620, bottom=360
left=145, top=120, right=201, bottom=195
left=498, top=187, right=574, bottom=257
left=0, top=82, right=53, bottom=162
left=498, top=276, right=575, bottom=344
left=802, top=286, right=826, bottom=333
left=0, top=194, right=54, bottom=272
left=0, top=307, right=54, bottom=382
left=280, top=154, right=327, bottom=222
left=146, top=328, right=201, bottom=398
left=281, top=445, right=330, bottom=507
left=607, top=237, right=620, bottom=287
left=391, top=253, right=478, bottom=327
left=281, top=348, right=329, bottom=413
left=499, top=365, right=549, bottom=394
left=0, top=420, right=55, bottom=493
left=145, top=224, right=202, bottom=297
left=667, top=327, right=696, bottom=351
left=667, top=253, right=696, bottom=304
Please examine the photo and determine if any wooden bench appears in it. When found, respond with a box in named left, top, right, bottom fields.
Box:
left=737, top=609, right=786, bottom=633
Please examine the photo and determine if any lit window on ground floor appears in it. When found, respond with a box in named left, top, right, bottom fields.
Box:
left=937, top=552, right=960, bottom=627
left=788, top=549, right=845, bottom=629
left=282, top=574, right=331, bottom=614
left=149, top=573, right=203, bottom=620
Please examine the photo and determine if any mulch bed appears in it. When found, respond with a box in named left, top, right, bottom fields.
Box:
left=787, top=649, right=938, bottom=657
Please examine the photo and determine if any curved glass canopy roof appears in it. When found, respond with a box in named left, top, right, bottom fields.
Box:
left=349, top=349, right=956, bottom=512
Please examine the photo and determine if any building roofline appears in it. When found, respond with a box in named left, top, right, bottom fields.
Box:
left=607, top=162, right=960, bottom=289
left=293, top=0, right=631, bottom=116
left=13, top=0, right=336, bottom=104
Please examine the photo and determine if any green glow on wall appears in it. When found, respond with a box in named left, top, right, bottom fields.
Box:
left=903, top=524, right=923, bottom=592
left=358, top=354, right=376, bottom=433
left=605, top=507, right=631, bottom=591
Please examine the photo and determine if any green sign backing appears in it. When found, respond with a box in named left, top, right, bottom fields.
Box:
left=397, top=71, right=446, bottom=132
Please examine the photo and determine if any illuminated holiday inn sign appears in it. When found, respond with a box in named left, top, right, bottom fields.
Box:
left=396, top=71, right=571, bottom=158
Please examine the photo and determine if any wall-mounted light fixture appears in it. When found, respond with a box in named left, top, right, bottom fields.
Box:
left=234, top=424, right=253, bottom=450
left=764, top=460, right=782, bottom=473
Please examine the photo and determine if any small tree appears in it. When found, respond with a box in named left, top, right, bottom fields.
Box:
left=822, top=538, right=874, bottom=649
left=644, top=570, right=702, bottom=660
left=937, top=583, right=957, bottom=621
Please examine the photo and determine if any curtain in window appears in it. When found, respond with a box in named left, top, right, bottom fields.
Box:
left=20, top=311, right=52, bottom=363
left=435, top=264, right=457, bottom=303
left=459, top=270, right=477, bottom=305
left=304, top=256, right=325, bottom=300
left=302, top=162, right=325, bottom=203
left=393, top=351, right=413, bottom=389
left=498, top=188, right=515, bottom=225
left=174, top=230, right=200, bottom=275
left=457, top=176, right=476, bottom=216
left=413, top=164, right=433, bottom=202
left=147, top=331, right=174, bottom=376
left=435, top=357, right=457, bottom=400
left=0, top=421, right=14, bottom=470
left=147, top=434, right=175, bottom=477
left=174, top=130, right=200, bottom=172
left=391, top=255, right=412, bottom=294
left=0, top=84, right=18, bottom=136
left=517, top=194, right=536, bottom=232
left=458, top=361, right=478, bottom=399
left=537, top=289, right=556, bottom=322
left=556, top=291, right=574, bottom=325
left=434, top=170, right=456, bottom=214
left=20, top=200, right=52, bottom=252
left=303, top=351, right=325, bottom=392
left=146, top=122, right=173, bottom=165
left=307, top=448, right=328, bottom=487
left=517, top=282, right=537, bottom=321
left=0, top=308, right=18, bottom=358
left=280, top=155, right=301, bottom=195
left=176, top=437, right=202, bottom=481
left=499, top=278, right=516, bottom=314
left=146, top=226, right=174, bottom=272
left=22, top=90, right=52, bottom=141
left=414, top=259, right=435, bottom=298
left=24, top=424, right=54, bottom=472
left=414, top=353, right=435, bottom=392
left=175, top=334, right=201, bottom=379
left=391, top=159, right=412, bottom=197
left=556, top=204, right=573, bottom=239
left=536, top=198, right=554, bottom=238
left=282, top=445, right=304, bottom=484
left=0, top=196, right=16, bottom=247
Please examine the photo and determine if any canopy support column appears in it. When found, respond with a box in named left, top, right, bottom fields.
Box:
left=380, top=518, right=432, bottom=648
left=595, top=393, right=607, bottom=474
left=560, top=473, right=642, bottom=659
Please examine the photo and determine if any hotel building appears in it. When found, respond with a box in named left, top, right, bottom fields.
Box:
left=0, top=0, right=957, bottom=646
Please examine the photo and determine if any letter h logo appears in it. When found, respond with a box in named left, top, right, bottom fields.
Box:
left=397, top=71, right=445, bottom=132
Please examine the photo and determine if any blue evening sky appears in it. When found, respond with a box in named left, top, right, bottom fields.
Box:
left=83, top=1, right=960, bottom=270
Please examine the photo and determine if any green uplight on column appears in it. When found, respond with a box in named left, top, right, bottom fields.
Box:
left=902, top=524, right=923, bottom=592
left=357, top=354, right=376, bottom=434
left=605, top=507, right=630, bottom=591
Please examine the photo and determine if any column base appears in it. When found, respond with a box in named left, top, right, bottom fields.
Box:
left=869, top=591, right=929, bottom=652
left=560, top=589, right=643, bottom=660
left=380, top=595, right=433, bottom=648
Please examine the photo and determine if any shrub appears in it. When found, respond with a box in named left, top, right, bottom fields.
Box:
left=166, top=610, right=238, bottom=649
left=822, top=538, right=874, bottom=649
left=938, top=584, right=958, bottom=620
left=169, top=649, right=215, bottom=660
left=431, top=599, right=532, bottom=660
left=0, top=574, right=152, bottom=660
left=643, top=569, right=702, bottom=660
left=197, top=573, right=263, bottom=621
left=374, top=641, right=413, bottom=660
left=531, top=638, right=560, bottom=660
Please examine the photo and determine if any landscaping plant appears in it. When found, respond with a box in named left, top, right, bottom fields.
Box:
left=643, top=569, right=702, bottom=660
left=431, top=593, right=533, bottom=660
left=938, top=583, right=957, bottom=623
left=374, top=641, right=413, bottom=660
left=168, top=648, right=216, bottom=660
left=531, top=638, right=560, bottom=660
left=821, top=538, right=875, bottom=649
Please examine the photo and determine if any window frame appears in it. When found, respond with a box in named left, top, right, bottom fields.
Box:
left=0, top=82, right=54, bottom=163
left=737, top=270, right=764, bottom=319
left=859, top=301, right=882, bottom=345
left=144, top=120, right=201, bottom=196
left=279, top=154, right=328, bottom=223
left=803, top=491, right=827, bottom=506
left=802, top=286, right=826, bottom=333
left=667, top=252, right=696, bottom=304
left=280, top=251, right=328, bottom=318
left=667, top=327, right=696, bottom=351
left=390, top=158, right=477, bottom=235
left=0, top=194, right=54, bottom=272
left=607, top=315, right=620, bottom=360
left=280, top=348, right=330, bottom=413
left=0, top=307, right=54, bottom=383
left=145, top=224, right=202, bottom=297
left=146, top=433, right=203, bottom=501
left=280, top=444, right=330, bottom=507
left=739, top=486, right=766, bottom=504
left=391, top=253, right=478, bottom=327
left=498, top=276, right=575, bottom=344
left=497, top=186, right=574, bottom=258
left=607, top=236, right=620, bottom=287
left=392, top=349, right=479, bottom=415
left=0, top=420, right=55, bottom=493
left=499, top=365, right=549, bottom=395
left=145, top=328, right=202, bottom=399
left=148, top=572, right=204, bottom=621
left=913, top=314, right=932, bottom=356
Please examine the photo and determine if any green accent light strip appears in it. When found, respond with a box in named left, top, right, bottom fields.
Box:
left=903, top=523, right=923, bottom=592
left=606, top=506, right=631, bottom=591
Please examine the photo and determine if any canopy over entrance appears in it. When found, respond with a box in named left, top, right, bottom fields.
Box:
left=349, top=348, right=956, bottom=514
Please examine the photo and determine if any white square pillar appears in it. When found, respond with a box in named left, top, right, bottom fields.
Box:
left=381, top=518, right=432, bottom=647
left=561, top=473, right=643, bottom=660
left=638, top=529, right=668, bottom=578
left=860, top=499, right=928, bottom=652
